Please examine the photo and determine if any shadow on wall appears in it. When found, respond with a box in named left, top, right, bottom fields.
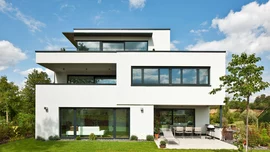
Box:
left=36, top=117, right=58, bottom=140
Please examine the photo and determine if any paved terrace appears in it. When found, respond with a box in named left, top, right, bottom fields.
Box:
left=155, top=136, right=237, bottom=149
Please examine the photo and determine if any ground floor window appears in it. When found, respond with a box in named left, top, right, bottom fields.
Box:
left=60, top=108, right=130, bottom=139
left=154, top=109, right=195, bottom=128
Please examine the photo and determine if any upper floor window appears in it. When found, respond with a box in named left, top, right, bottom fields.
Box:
left=131, top=66, right=210, bottom=86
left=68, top=75, right=116, bottom=85
left=77, top=41, right=148, bottom=51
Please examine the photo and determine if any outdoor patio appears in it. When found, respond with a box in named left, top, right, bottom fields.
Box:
left=154, top=136, right=238, bottom=149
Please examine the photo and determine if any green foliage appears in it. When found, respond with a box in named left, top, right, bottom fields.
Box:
left=130, top=135, right=138, bottom=141
left=260, top=128, right=270, bottom=146
left=160, top=140, right=166, bottom=145
left=36, top=136, right=45, bottom=141
left=48, top=135, right=60, bottom=141
left=76, top=136, right=81, bottom=140
left=0, top=123, right=16, bottom=144
left=146, top=135, right=154, bottom=141
left=259, top=109, right=270, bottom=123
left=240, top=110, right=258, bottom=125
left=248, top=126, right=261, bottom=147
left=89, top=133, right=96, bottom=140
left=15, top=113, right=35, bottom=137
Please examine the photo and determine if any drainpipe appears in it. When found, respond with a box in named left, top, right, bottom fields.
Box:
left=219, top=105, right=222, bottom=128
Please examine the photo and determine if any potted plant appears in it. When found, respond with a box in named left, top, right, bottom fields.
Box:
left=154, top=127, right=159, bottom=139
left=160, top=140, right=166, bottom=148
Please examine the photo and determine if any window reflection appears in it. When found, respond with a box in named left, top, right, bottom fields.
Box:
left=182, top=69, right=197, bottom=84
left=144, top=69, right=158, bottom=84
left=160, top=68, right=169, bottom=84
left=132, top=69, right=142, bottom=84
left=199, top=69, right=209, bottom=84
left=103, top=42, right=124, bottom=51
left=171, top=69, right=181, bottom=84
left=77, top=41, right=100, bottom=51
left=125, top=42, right=147, bottom=51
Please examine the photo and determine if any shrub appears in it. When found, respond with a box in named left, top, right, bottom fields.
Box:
left=146, top=135, right=154, bottom=141
left=48, top=135, right=60, bottom=141
left=240, top=110, right=258, bottom=125
left=15, top=113, right=35, bottom=137
left=130, top=135, right=138, bottom=141
left=76, top=136, right=81, bottom=140
left=0, top=123, right=16, bottom=144
left=248, top=126, right=261, bottom=147
left=89, top=133, right=96, bottom=140
left=36, top=136, right=45, bottom=141
left=260, top=128, right=270, bottom=146
left=160, top=140, right=166, bottom=145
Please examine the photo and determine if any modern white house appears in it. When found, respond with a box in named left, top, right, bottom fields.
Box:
left=35, top=28, right=226, bottom=140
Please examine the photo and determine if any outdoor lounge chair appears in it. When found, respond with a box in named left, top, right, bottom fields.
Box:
left=185, top=127, right=193, bottom=138
left=174, top=127, right=184, bottom=138
left=194, top=127, right=202, bottom=138
left=162, top=128, right=180, bottom=145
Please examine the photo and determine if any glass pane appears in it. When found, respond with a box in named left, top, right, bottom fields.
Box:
left=68, top=76, right=94, bottom=84
left=132, top=69, right=142, bottom=84
left=125, top=42, right=148, bottom=51
left=115, top=109, right=130, bottom=138
left=159, top=110, right=172, bottom=127
left=77, top=41, right=100, bottom=51
left=76, top=109, right=114, bottom=138
left=95, top=77, right=116, bottom=84
left=182, top=69, right=197, bottom=84
left=160, top=68, right=169, bottom=84
left=171, top=69, right=181, bottom=84
left=173, top=109, right=195, bottom=127
left=60, top=109, right=74, bottom=137
left=103, top=42, right=124, bottom=51
left=144, top=69, right=158, bottom=84
left=199, top=69, right=209, bottom=84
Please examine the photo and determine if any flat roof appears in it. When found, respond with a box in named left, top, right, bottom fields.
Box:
left=73, top=28, right=170, bottom=30
left=36, top=50, right=226, bottom=53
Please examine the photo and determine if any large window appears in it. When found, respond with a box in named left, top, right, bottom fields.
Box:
left=155, top=109, right=195, bottom=127
left=131, top=67, right=210, bottom=86
left=68, top=75, right=116, bottom=85
left=60, top=108, right=130, bottom=139
left=77, top=41, right=148, bottom=51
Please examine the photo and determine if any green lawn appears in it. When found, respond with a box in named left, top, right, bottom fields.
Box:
left=0, top=138, right=269, bottom=152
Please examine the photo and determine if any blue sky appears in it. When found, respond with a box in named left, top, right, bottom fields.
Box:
left=0, top=0, right=270, bottom=101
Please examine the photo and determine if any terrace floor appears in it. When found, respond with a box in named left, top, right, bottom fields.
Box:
left=154, top=136, right=237, bottom=149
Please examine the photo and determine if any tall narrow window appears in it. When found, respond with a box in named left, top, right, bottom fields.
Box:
left=160, top=68, right=169, bottom=84
left=132, top=69, right=142, bottom=84
left=171, top=69, right=181, bottom=84
left=199, top=69, right=209, bottom=84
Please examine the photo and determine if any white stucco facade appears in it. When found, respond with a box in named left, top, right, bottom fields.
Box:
left=35, top=28, right=226, bottom=140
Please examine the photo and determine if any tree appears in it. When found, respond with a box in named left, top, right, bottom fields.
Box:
left=0, top=76, right=20, bottom=123
left=21, top=70, right=51, bottom=115
left=210, top=53, right=270, bottom=152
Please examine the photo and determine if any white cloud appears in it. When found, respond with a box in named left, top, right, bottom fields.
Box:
left=266, top=55, right=270, bottom=60
left=186, top=1, right=270, bottom=53
left=98, top=0, right=102, bottom=4
left=60, top=4, right=75, bottom=11
left=0, top=40, right=27, bottom=71
left=40, top=37, right=74, bottom=50
left=0, top=0, right=45, bottom=32
left=170, top=40, right=180, bottom=50
left=200, top=21, right=208, bottom=26
left=129, top=0, right=146, bottom=9
left=190, top=29, right=209, bottom=35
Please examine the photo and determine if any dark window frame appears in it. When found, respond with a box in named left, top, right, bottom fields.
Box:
left=76, top=40, right=148, bottom=51
left=59, top=107, right=130, bottom=139
left=131, top=66, right=210, bottom=86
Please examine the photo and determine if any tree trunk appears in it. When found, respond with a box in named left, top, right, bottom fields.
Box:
left=6, top=109, right=9, bottom=123
left=246, top=96, right=250, bottom=152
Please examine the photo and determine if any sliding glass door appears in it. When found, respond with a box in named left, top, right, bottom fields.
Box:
left=60, top=108, right=130, bottom=139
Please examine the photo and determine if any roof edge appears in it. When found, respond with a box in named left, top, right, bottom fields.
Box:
left=73, top=28, right=171, bottom=30
left=36, top=50, right=226, bottom=53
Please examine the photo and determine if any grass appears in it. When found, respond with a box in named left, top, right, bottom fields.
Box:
left=0, top=138, right=269, bottom=152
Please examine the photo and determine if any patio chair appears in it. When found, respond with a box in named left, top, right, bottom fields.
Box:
left=174, top=127, right=184, bottom=138
left=184, top=127, right=193, bottom=138
left=194, top=127, right=202, bottom=138
left=162, top=129, right=180, bottom=145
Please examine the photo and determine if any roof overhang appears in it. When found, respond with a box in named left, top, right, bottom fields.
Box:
left=63, top=32, right=153, bottom=47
